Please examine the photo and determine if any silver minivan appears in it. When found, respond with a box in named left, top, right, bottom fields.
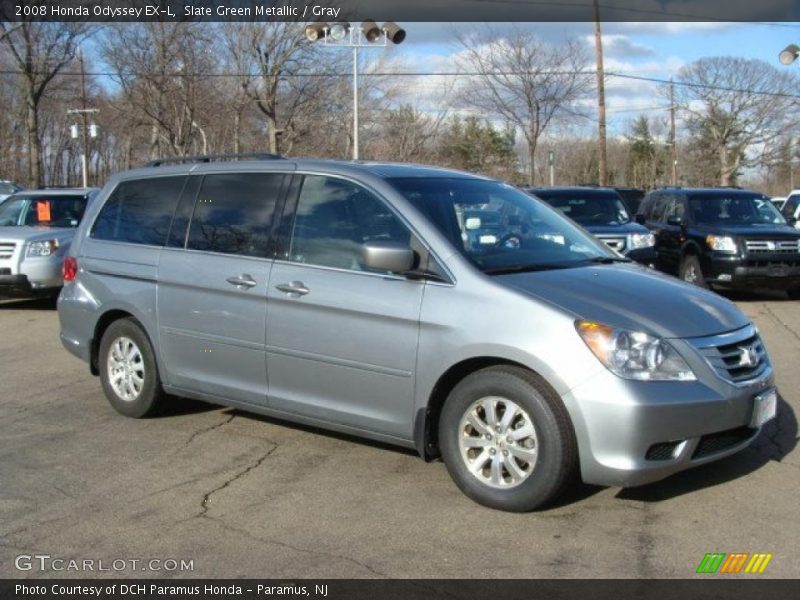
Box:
left=57, top=156, right=777, bottom=511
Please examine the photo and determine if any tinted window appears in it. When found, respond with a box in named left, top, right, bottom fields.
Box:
left=534, top=190, right=630, bottom=225
left=288, top=175, right=411, bottom=272
left=186, top=173, right=284, bottom=257
left=783, top=195, right=800, bottom=217
left=0, top=194, right=88, bottom=228
left=665, top=196, right=685, bottom=220
left=651, top=195, right=669, bottom=222
left=92, top=177, right=186, bottom=245
left=166, top=176, right=202, bottom=248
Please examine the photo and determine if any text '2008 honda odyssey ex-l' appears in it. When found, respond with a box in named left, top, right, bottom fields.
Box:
left=58, top=155, right=777, bottom=511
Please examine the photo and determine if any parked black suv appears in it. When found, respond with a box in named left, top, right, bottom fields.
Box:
left=636, top=187, right=800, bottom=297
left=527, top=186, right=656, bottom=265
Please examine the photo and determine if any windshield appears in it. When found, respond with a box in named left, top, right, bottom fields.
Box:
left=689, top=193, right=787, bottom=226
left=533, top=190, right=631, bottom=226
left=388, top=177, right=614, bottom=274
left=0, top=183, right=20, bottom=195
left=0, top=195, right=88, bottom=228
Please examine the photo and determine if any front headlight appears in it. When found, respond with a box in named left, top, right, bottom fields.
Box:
left=26, top=240, right=59, bottom=257
left=576, top=320, right=696, bottom=381
left=706, top=235, right=737, bottom=253
left=629, top=232, right=655, bottom=250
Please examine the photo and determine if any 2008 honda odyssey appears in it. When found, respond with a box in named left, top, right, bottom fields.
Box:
left=58, top=154, right=777, bottom=511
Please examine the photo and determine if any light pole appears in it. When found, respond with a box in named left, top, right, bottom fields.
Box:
left=305, top=21, right=405, bottom=160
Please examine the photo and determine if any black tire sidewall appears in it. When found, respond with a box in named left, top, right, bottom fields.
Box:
left=98, top=318, right=162, bottom=418
left=439, top=368, right=573, bottom=512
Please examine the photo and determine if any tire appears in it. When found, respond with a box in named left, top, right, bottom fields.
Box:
left=679, top=254, right=708, bottom=288
left=438, top=366, right=577, bottom=512
left=98, top=317, right=165, bottom=418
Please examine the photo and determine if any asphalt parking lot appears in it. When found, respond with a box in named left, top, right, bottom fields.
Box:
left=1, top=291, right=797, bottom=579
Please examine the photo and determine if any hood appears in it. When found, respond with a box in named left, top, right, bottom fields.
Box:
left=0, top=225, right=77, bottom=244
left=496, top=263, right=748, bottom=339
left=697, top=224, right=800, bottom=238
left=583, top=222, right=649, bottom=235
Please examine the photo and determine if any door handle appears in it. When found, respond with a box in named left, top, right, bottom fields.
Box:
left=275, top=281, right=310, bottom=296
left=226, top=274, right=257, bottom=288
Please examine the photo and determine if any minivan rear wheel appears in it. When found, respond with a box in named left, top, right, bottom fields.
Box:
left=438, top=366, right=577, bottom=512
left=99, top=318, right=165, bottom=418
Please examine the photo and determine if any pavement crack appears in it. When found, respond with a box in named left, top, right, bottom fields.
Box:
left=201, top=514, right=389, bottom=578
left=181, top=413, right=236, bottom=450
left=198, top=441, right=278, bottom=516
left=763, top=304, right=800, bottom=344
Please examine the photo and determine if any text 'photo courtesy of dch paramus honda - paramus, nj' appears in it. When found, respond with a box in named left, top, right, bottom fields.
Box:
left=56, top=154, right=778, bottom=512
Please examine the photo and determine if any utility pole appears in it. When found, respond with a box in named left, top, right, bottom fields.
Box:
left=669, top=78, right=678, bottom=186
left=68, top=52, right=98, bottom=188
left=593, top=0, right=608, bottom=186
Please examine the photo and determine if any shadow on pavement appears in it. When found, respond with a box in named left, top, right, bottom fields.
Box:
left=0, top=295, right=58, bottom=310
left=617, top=395, right=798, bottom=503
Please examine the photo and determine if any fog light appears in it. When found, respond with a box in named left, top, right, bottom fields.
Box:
left=718, top=273, right=732, bottom=281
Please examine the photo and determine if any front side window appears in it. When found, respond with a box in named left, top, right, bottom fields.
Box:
left=92, top=177, right=186, bottom=245
left=0, top=195, right=88, bottom=228
left=689, top=193, right=787, bottom=226
left=186, top=173, right=285, bottom=257
left=288, top=175, right=411, bottom=272
left=389, top=177, right=612, bottom=275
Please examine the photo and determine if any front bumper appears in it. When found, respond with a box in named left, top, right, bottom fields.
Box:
left=704, top=254, right=800, bottom=290
left=624, top=246, right=658, bottom=266
left=0, top=273, right=33, bottom=296
left=563, top=362, right=773, bottom=488
left=0, top=255, right=63, bottom=295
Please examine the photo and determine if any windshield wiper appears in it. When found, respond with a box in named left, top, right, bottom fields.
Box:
left=483, top=263, right=575, bottom=275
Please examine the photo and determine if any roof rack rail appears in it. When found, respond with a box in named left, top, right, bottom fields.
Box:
left=144, top=152, right=285, bottom=168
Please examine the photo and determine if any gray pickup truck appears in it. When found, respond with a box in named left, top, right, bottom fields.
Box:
left=0, top=188, right=97, bottom=299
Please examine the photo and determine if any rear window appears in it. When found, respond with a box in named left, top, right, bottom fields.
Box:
left=92, top=177, right=186, bottom=246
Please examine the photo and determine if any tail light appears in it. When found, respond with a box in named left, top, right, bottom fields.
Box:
left=63, top=256, right=78, bottom=281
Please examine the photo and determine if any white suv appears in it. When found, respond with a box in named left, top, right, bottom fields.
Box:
left=0, top=188, right=96, bottom=299
left=781, top=190, right=800, bottom=228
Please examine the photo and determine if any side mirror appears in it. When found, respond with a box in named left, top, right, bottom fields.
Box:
left=361, top=241, right=416, bottom=273
left=634, top=214, right=646, bottom=225
left=666, top=216, right=684, bottom=227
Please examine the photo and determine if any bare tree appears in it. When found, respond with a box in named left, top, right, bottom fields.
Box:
left=0, top=21, right=93, bottom=186
left=454, top=26, right=591, bottom=185
left=670, top=57, right=800, bottom=186
left=222, top=22, right=318, bottom=154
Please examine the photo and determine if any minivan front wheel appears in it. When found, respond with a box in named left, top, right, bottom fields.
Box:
left=99, top=318, right=165, bottom=418
left=439, top=366, right=577, bottom=512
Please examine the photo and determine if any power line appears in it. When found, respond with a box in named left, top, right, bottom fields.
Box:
left=1, top=68, right=799, bottom=99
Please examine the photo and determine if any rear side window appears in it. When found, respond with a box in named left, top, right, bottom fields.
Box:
left=186, top=173, right=285, bottom=258
left=92, top=177, right=186, bottom=246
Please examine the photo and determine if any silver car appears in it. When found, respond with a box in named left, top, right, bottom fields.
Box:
left=0, top=188, right=97, bottom=298
left=57, top=157, right=777, bottom=511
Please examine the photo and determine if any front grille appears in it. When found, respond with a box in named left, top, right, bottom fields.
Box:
left=645, top=441, right=682, bottom=461
left=596, top=235, right=626, bottom=252
left=745, top=239, right=799, bottom=253
left=692, top=426, right=757, bottom=459
left=689, top=325, right=769, bottom=384
left=0, top=242, right=15, bottom=259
